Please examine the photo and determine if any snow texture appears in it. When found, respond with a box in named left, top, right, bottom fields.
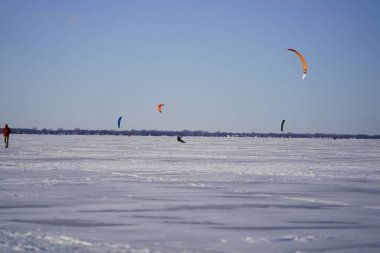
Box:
left=1, top=135, right=380, bottom=253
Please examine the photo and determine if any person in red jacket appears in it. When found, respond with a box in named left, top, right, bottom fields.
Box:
left=2, top=124, right=11, bottom=148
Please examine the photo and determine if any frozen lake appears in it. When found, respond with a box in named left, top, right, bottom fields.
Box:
left=1, top=135, right=380, bottom=253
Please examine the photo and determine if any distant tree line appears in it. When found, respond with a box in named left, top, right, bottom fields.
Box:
left=11, top=128, right=380, bottom=139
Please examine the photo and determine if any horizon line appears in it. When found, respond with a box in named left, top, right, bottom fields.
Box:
left=11, top=127, right=380, bottom=139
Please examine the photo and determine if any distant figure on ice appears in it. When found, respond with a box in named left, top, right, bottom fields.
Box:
left=2, top=124, right=11, bottom=148
left=177, top=136, right=186, bottom=143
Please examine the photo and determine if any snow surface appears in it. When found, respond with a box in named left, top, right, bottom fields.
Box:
left=1, top=135, right=380, bottom=253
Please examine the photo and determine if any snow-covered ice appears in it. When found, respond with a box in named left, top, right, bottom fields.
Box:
left=1, top=135, right=380, bottom=253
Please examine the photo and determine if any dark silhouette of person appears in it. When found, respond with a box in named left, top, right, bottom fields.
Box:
left=2, top=124, right=11, bottom=148
left=177, top=136, right=186, bottom=143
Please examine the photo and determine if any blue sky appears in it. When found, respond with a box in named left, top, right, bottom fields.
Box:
left=1, top=0, right=379, bottom=134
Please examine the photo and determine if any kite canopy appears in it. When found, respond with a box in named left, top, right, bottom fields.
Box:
left=117, top=116, right=122, bottom=129
left=288, top=48, right=307, bottom=79
left=158, top=103, right=165, bottom=113
left=281, top=120, right=285, bottom=132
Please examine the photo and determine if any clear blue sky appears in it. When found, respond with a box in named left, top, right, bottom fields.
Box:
left=1, top=0, right=379, bottom=134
